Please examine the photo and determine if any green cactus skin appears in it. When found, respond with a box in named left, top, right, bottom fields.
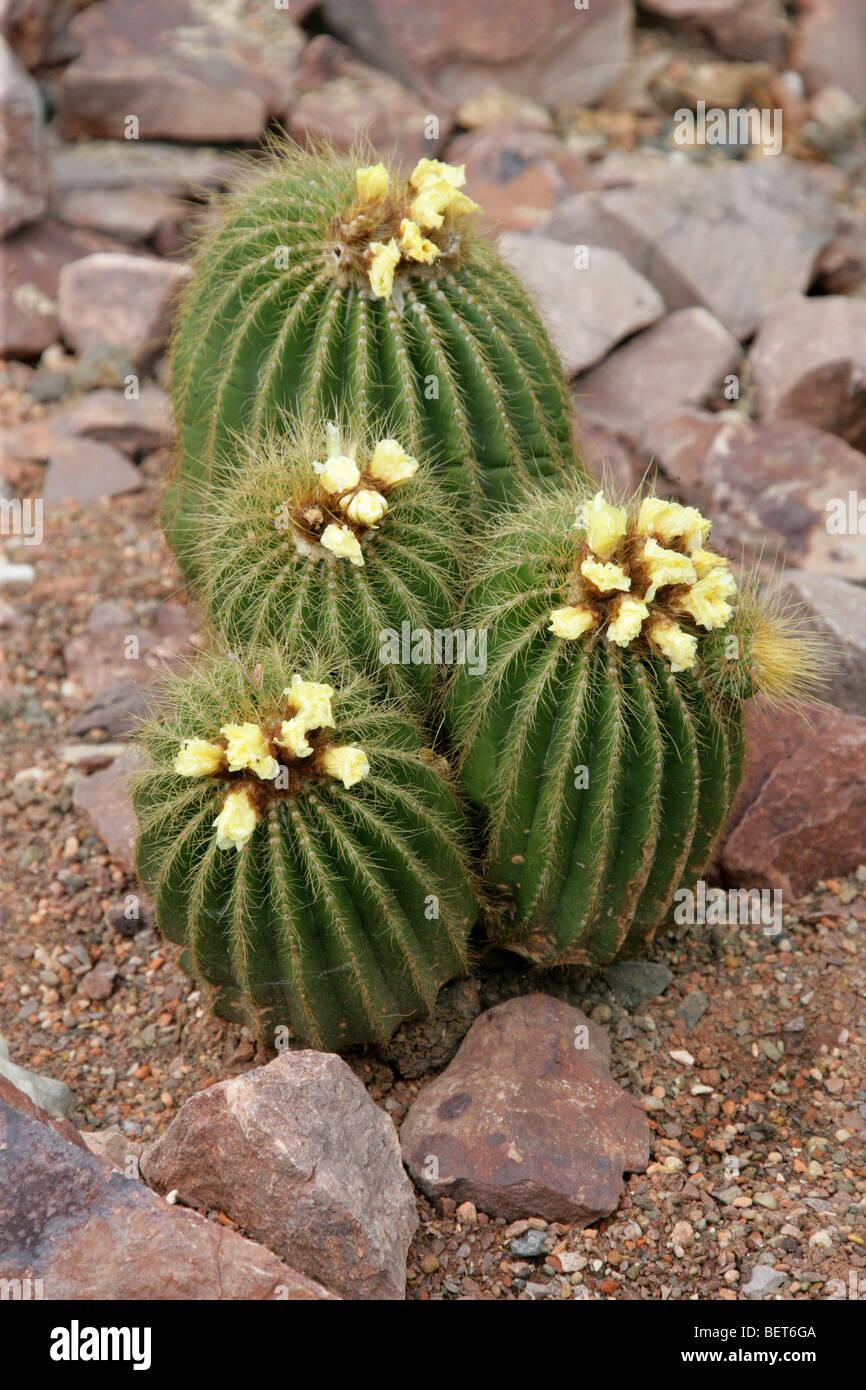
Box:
left=164, top=142, right=577, bottom=576
left=133, top=651, right=478, bottom=1052
left=447, top=485, right=750, bottom=967
left=188, top=420, right=467, bottom=708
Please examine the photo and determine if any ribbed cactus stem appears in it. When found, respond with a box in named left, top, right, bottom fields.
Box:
left=165, top=144, right=578, bottom=578
left=134, top=652, right=477, bottom=1050
left=449, top=484, right=819, bottom=966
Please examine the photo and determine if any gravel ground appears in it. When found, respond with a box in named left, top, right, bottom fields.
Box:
left=0, top=443, right=864, bottom=1301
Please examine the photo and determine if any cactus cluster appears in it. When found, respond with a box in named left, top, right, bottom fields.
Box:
left=135, top=139, right=821, bottom=1054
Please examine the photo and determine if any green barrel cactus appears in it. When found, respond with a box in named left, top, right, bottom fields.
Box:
left=165, top=143, right=577, bottom=576
left=448, top=484, right=823, bottom=967
left=187, top=417, right=466, bottom=706
left=133, top=649, right=477, bottom=1051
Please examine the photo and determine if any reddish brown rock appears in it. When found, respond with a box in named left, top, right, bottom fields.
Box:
left=446, top=126, right=595, bottom=233
left=57, top=0, right=304, bottom=143
left=58, top=252, right=191, bottom=368
left=72, top=746, right=144, bottom=873
left=287, top=34, right=449, bottom=164
left=55, top=186, right=190, bottom=247
left=500, top=233, right=664, bottom=377
left=141, top=1051, right=418, bottom=1301
left=455, top=86, right=553, bottom=133
left=48, top=136, right=236, bottom=202
left=41, top=437, right=142, bottom=503
left=791, top=0, right=866, bottom=103
left=0, top=1072, right=80, bottom=1143
left=63, top=600, right=196, bottom=700
left=780, top=570, right=866, bottom=719
left=644, top=414, right=866, bottom=581
left=637, top=0, right=786, bottom=62
left=0, top=0, right=50, bottom=70
left=322, top=0, right=634, bottom=108
left=399, top=993, right=649, bottom=1223
left=541, top=160, right=835, bottom=340
left=751, top=296, right=866, bottom=452
left=0, top=221, right=125, bottom=359
left=722, top=699, right=866, bottom=897
left=0, top=1089, right=336, bottom=1299
left=573, top=307, right=740, bottom=440
left=574, top=417, right=644, bottom=497
left=0, top=34, right=47, bottom=235
left=53, top=386, right=172, bottom=457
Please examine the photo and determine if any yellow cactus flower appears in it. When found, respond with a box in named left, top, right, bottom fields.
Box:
left=220, top=722, right=278, bottom=780
left=398, top=218, right=441, bottom=264
left=214, top=788, right=259, bottom=852
left=576, top=491, right=628, bottom=561
left=548, top=605, right=598, bottom=640
left=321, top=743, right=370, bottom=788
left=409, top=158, right=468, bottom=192
left=368, top=439, right=419, bottom=485
left=606, top=596, right=649, bottom=647
left=173, top=738, right=224, bottom=777
left=636, top=497, right=711, bottom=553
left=285, top=675, right=334, bottom=729
left=342, top=487, right=388, bottom=526
left=649, top=615, right=697, bottom=672
left=320, top=522, right=365, bottom=566
left=640, top=536, right=698, bottom=601
left=367, top=238, right=400, bottom=298
left=676, top=568, right=738, bottom=630
left=580, top=557, right=631, bottom=594
left=318, top=454, right=361, bottom=495
left=690, top=547, right=730, bottom=580
left=355, top=162, right=389, bottom=203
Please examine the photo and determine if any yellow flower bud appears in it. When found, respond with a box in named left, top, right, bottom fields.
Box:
left=367, top=439, right=419, bottom=486
left=649, top=615, right=697, bottom=672
left=606, top=596, right=649, bottom=647
left=367, top=238, right=400, bottom=298
left=409, top=158, right=468, bottom=192
left=342, top=487, right=388, bottom=526
left=214, top=788, right=259, bottom=852
left=355, top=162, right=389, bottom=203
left=676, top=568, right=738, bottom=630
left=220, top=722, right=279, bottom=780
left=576, top=491, right=628, bottom=561
left=277, top=714, right=314, bottom=759
left=318, top=454, right=360, bottom=495
left=690, top=547, right=730, bottom=580
left=173, top=738, right=224, bottom=777
left=640, top=536, right=697, bottom=601
left=320, top=523, right=365, bottom=566
left=398, top=218, right=441, bottom=264
left=580, top=557, right=631, bottom=594
left=548, top=605, right=597, bottom=640
left=321, top=743, right=370, bottom=788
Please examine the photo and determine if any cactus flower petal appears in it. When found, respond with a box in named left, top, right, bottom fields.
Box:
left=398, top=218, right=441, bottom=264
left=320, top=523, right=365, bottom=566
left=343, top=487, right=389, bottom=526
left=637, top=497, right=711, bottom=552
left=220, top=722, right=278, bottom=779
left=355, top=162, right=389, bottom=203
left=676, top=568, right=738, bottom=630
left=368, top=439, right=419, bottom=485
left=318, top=454, right=361, bottom=495
left=173, top=738, right=224, bottom=777
left=548, top=604, right=597, bottom=639
left=321, top=743, right=370, bottom=788
left=641, top=536, right=698, bottom=601
left=606, top=596, right=649, bottom=647
left=214, top=788, right=259, bottom=851
left=367, top=238, right=400, bottom=298
left=580, top=557, right=631, bottom=594
left=576, top=491, right=628, bottom=560
left=649, top=615, right=698, bottom=672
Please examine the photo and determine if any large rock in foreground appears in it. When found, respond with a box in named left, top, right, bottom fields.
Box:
left=400, top=993, right=649, bottom=1223
left=0, top=1082, right=336, bottom=1300
left=142, top=1051, right=418, bottom=1300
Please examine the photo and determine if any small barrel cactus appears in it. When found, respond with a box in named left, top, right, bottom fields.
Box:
left=448, top=484, right=823, bottom=967
left=165, top=143, right=576, bottom=575
left=133, top=650, right=477, bottom=1051
left=187, top=418, right=466, bottom=705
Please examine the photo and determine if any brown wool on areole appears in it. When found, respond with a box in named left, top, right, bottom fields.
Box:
left=289, top=468, right=398, bottom=550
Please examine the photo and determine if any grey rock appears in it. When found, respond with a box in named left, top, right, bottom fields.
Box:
left=781, top=570, right=866, bottom=718
left=743, top=1264, right=788, bottom=1299
left=603, top=961, right=673, bottom=1010
left=510, top=1229, right=549, bottom=1258
left=0, top=1036, right=74, bottom=1118
left=676, top=990, right=709, bottom=1032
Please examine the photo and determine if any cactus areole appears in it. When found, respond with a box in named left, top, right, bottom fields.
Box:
left=164, top=146, right=577, bottom=578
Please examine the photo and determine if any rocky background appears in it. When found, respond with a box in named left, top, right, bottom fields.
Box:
left=0, top=0, right=865, bottom=1302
